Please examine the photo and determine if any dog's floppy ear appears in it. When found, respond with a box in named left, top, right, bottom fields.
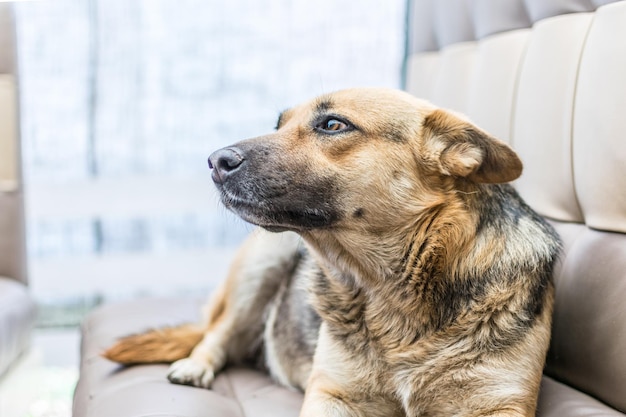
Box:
left=421, top=109, right=522, bottom=184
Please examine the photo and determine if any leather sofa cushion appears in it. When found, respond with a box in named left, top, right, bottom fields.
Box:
left=547, top=224, right=626, bottom=412
left=472, top=0, right=531, bottom=39
left=573, top=1, right=626, bottom=234
left=512, top=12, right=591, bottom=222
left=466, top=28, right=529, bottom=143
left=523, top=0, right=596, bottom=22
left=538, top=376, right=625, bottom=417
left=73, top=297, right=304, bottom=417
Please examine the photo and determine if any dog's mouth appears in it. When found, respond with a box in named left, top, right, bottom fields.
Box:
left=215, top=181, right=339, bottom=232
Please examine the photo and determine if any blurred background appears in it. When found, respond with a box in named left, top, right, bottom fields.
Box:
left=0, top=1, right=407, bottom=415
left=16, top=0, right=407, bottom=325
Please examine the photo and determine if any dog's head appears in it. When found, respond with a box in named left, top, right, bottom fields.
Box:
left=209, top=88, right=522, bottom=233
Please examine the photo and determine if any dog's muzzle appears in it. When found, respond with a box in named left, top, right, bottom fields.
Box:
left=208, top=147, right=245, bottom=184
left=207, top=142, right=340, bottom=231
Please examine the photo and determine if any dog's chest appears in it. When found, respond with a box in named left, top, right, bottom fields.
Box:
left=310, top=271, right=431, bottom=356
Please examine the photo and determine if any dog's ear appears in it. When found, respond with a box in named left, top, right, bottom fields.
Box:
left=421, top=109, right=522, bottom=184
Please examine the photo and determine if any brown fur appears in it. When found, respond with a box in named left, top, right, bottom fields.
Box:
left=103, top=324, right=204, bottom=364
left=104, top=88, right=561, bottom=417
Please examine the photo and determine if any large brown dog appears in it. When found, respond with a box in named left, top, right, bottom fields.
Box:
left=105, top=88, right=561, bottom=417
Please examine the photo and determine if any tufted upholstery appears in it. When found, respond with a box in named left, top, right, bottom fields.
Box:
left=512, top=12, right=591, bottom=222
left=573, top=5, right=626, bottom=234
left=406, top=0, right=626, bottom=414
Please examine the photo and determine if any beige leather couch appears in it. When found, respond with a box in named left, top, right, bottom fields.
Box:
left=74, top=0, right=626, bottom=415
left=0, top=4, right=36, bottom=379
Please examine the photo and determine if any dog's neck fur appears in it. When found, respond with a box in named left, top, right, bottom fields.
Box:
left=299, top=183, right=490, bottom=347
left=301, top=187, right=476, bottom=289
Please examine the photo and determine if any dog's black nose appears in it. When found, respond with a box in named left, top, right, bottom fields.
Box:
left=208, top=147, right=245, bottom=184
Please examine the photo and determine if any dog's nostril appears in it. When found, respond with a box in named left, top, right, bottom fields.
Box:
left=209, top=147, right=245, bottom=183
left=218, top=153, right=242, bottom=172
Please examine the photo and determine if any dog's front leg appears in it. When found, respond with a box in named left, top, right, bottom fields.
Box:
left=300, top=371, right=401, bottom=417
left=299, top=324, right=363, bottom=417
left=299, top=387, right=361, bottom=417
left=167, top=332, right=228, bottom=388
left=300, top=324, right=401, bottom=417
left=167, top=279, right=234, bottom=388
left=169, top=229, right=301, bottom=388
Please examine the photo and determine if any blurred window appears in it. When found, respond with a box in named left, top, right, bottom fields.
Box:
left=15, top=0, right=406, bottom=319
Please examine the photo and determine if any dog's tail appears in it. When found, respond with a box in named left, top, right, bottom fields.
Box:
left=102, top=324, right=204, bottom=365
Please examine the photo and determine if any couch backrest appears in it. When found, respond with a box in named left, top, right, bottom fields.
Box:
left=406, top=0, right=626, bottom=412
left=0, top=3, right=27, bottom=284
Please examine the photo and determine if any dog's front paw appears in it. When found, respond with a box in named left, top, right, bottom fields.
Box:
left=167, top=358, right=215, bottom=389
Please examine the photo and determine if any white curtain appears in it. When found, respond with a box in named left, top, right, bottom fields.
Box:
left=14, top=0, right=406, bottom=313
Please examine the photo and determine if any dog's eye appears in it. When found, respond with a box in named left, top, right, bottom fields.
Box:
left=324, top=119, right=345, bottom=131
left=316, top=117, right=351, bottom=134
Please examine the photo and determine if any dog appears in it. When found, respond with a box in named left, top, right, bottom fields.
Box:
left=104, top=88, right=561, bottom=417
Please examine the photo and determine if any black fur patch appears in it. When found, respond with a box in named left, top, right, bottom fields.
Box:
left=353, top=208, right=365, bottom=218
left=311, top=268, right=373, bottom=353
left=474, top=184, right=560, bottom=321
left=315, top=99, right=334, bottom=115
left=275, top=110, right=288, bottom=130
left=271, top=254, right=321, bottom=364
